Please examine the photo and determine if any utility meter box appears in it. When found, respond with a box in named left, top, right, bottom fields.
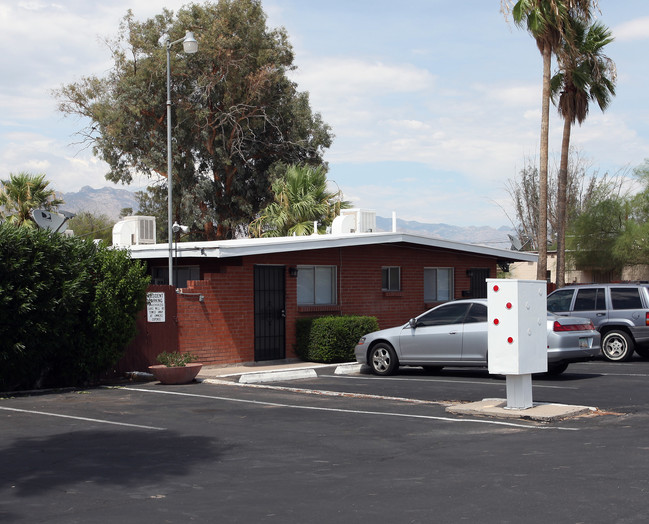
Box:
left=487, top=278, right=547, bottom=375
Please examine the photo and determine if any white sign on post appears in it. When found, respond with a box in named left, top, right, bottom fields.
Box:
left=146, top=292, right=166, bottom=323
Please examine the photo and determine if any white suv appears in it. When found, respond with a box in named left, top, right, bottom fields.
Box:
left=547, top=284, right=649, bottom=362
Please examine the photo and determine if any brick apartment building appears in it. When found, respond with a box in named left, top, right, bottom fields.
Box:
left=117, top=227, right=536, bottom=372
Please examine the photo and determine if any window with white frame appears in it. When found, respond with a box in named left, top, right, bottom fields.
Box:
left=424, top=267, right=453, bottom=302
left=381, top=266, right=401, bottom=291
left=297, top=265, right=337, bottom=305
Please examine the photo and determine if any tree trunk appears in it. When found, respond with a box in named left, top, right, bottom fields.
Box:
left=537, top=44, right=551, bottom=283
left=556, top=115, right=571, bottom=289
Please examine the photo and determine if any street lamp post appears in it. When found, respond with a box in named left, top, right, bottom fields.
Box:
left=164, top=31, right=198, bottom=287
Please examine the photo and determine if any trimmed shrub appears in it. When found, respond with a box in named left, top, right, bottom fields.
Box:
left=295, top=317, right=316, bottom=361
left=0, top=224, right=150, bottom=390
left=296, top=315, right=379, bottom=363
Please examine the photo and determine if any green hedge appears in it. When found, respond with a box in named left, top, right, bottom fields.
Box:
left=296, top=315, right=379, bottom=363
left=0, top=224, right=150, bottom=390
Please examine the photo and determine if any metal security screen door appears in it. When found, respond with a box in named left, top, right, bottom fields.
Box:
left=254, top=265, right=286, bottom=361
left=469, top=268, right=490, bottom=298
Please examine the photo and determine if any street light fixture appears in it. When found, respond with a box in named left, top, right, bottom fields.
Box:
left=163, top=30, right=198, bottom=288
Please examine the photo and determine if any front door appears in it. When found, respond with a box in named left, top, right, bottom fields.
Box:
left=254, top=265, right=286, bottom=361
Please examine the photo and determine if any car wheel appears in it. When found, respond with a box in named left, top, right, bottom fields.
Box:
left=546, top=361, right=569, bottom=375
left=634, top=345, right=649, bottom=359
left=601, top=330, right=635, bottom=362
left=369, top=343, right=398, bottom=376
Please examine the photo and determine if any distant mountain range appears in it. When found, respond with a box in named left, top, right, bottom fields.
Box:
left=58, top=186, right=139, bottom=221
left=375, top=216, right=514, bottom=248
left=57, top=186, right=515, bottom=248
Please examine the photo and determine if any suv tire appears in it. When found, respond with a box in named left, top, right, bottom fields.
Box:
left=602, top=330, right=634, bottom=362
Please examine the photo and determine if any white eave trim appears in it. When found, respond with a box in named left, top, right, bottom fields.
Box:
left=126, top=232, right=538, bottom=262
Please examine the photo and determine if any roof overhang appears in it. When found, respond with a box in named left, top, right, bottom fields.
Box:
left=126, top=232, right=538, bottom=263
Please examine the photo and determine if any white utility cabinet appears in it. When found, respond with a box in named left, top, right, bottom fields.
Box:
left=486, top=278, right=547, bottom=409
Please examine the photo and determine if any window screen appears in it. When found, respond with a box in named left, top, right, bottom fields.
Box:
left=297, top=266, right=336, bottom=305
left=382, top=267, right=400, bottom=291
left=424, top=268, right=453, bottom=301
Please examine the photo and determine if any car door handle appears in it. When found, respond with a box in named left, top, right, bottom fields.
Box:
left=596, top=313, right=606, bottom=316
left=448, top=331, right=458, bottom=335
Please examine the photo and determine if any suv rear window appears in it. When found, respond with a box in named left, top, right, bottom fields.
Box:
left=610, top=288, right=643, bottom=310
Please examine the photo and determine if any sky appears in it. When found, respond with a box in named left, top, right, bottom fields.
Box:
left=1, top=1, right=648, bottom=229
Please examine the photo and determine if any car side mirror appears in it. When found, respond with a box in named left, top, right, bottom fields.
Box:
left=409, top=318, right=418, bottom=329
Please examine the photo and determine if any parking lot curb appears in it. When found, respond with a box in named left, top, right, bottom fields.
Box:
left=446, top=398, right=597, bottom=422
left=334, top=363, right=363, bottom=375
left=238, top=368, right=318, bottom=384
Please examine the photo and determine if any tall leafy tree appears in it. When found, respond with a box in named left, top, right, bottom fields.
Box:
left=567, top=159, right=649, bottom=280
left=249, top=164, right=350, bottom=237
left=506, top=150, right=625, bottom=252
left=502, top=0, right=595, bottom=280
left=551, top=19, right=616, bottom=288
left=55, top=1, right=332, bottom=240
left=0, top=172, right=63, bottom=227
left=568, top=193, right=630, bottom=280
left=614, top=160, right=649, bottom=267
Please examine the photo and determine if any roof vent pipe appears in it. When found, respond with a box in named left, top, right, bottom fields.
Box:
left=392, top=212, right=397, bottom=233
left=312, top=221, right=318, bottom=235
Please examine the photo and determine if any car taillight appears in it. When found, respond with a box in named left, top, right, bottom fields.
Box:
left=646, top=312, right=649, bottom=326
left=553, top=321, right=594, bottom=332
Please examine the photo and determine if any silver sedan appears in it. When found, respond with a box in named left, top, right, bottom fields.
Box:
left=355, top=299, right=601, bottom=376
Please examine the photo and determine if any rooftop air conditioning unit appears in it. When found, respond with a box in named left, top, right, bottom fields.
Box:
left=331, top=208, right=376, bottom=235
left=112, top=216, right=156, bottom=247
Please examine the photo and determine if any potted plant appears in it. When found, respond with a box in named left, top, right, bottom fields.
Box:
left=148, top=351, right=203, bottom=385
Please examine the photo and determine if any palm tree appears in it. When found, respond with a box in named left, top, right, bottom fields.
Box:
left=0, top=172, right=63, bottom=227
left=552, top=19, right=616, bottom=288
left=503, top=0, right=595, bottom=281
left=249, top=164, right=350, bottom=237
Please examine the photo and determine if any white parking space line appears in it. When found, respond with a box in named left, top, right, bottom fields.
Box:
left=118, top=386, right=579, bottom=431
left=333, top=374, right=578, bottom=390
left=0, top=406, right=165, bottom=431
left=598, top=372, right=649, bottom=377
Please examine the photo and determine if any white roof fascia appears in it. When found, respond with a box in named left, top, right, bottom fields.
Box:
left=127, top=232, right=538, bottom=262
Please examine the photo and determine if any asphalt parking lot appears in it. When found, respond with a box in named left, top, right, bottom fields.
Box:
left=2, top=358, right=649, bottom=523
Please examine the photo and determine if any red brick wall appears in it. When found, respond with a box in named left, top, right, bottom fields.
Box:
left=116, top=285, right=179, bottom=373
left=176, top=265, right=255, bottom=365
left=168, top=244, right=497, bottom=366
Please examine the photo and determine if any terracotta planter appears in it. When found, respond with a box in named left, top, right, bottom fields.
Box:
left=148, top=363, right=203, bottom=385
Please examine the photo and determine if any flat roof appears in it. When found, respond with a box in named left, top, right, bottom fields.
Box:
left=127, top=232, right=538, bottom=262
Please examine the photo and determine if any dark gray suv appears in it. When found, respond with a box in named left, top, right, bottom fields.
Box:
left=547, top=284, right=649, bottom=362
